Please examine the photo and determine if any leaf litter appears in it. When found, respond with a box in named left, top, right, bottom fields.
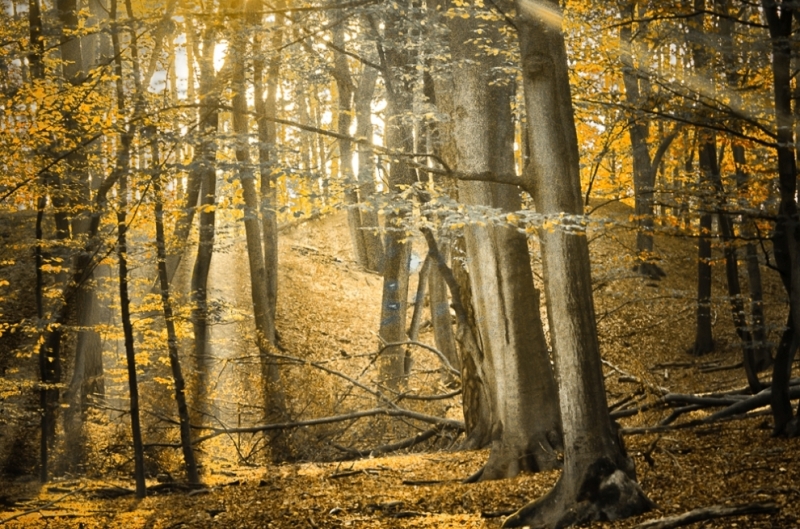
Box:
left=2, top=206, right=800, bottom=528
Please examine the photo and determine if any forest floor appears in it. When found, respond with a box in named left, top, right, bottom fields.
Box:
left=2, top=202, right=800, bottom=528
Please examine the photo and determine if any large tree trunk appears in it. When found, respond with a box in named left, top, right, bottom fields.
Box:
left=504, top=2, right=652, bottom=525
left=446, top=3, right=561, bottom=480
left=761, top=0, right=800, bottom=436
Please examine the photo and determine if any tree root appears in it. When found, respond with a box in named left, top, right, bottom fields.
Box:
left=502, top=457, right=654, bottom=528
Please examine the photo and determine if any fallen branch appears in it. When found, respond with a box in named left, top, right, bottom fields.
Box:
left=378, top=341, right=460, bottom=377
left=192, top=408, right=465, bottom=444
left=333, top=426, right=445, bottom=460
left=396, top=388, right=462, bottom=401
left=704, top=384, right=800, bottom=422
left=622, top=409, right=771, bottom=435
left=0, top=486, right=86, bottom=525
left=635, top=502, right=778, bottom=529
left=698, top=361, right=743, bottom=373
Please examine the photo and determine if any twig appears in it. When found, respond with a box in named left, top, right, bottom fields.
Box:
left=635, top=502, right=778, bottom=528
left=0, top=486, right=86, bottom=525
left=265, top=351, right=397, bottom=408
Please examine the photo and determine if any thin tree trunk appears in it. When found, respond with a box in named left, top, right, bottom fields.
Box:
left=189, top=25, right=221, bottom=396
left=428, top=243, right=459, bottom=374
left=149, top=129, right=200, bottom=485
left=377, top=5, right=415, bottom=390
left=332, top=24, right=363, bottom=267
left=109, top=0, right=145, bottom=495
left=762, top=0, right=800, bottom=436
left=354, top=58, right=384, bottom=272
left=689, top=2, right=714, bottom=356
left=230, top=3, right=288, bottom=448
left=253, top=0, right=283, bottom=325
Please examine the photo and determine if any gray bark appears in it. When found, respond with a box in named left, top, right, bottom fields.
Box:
left=189, top=26, right=220, bottom=387
left=447, top=6, right=561, bottom=480
left=230, top=4, right=288, bottom=443
left=377, top=4, right=415, bottom=390
left=504, top=2, right=652, bottom=525
left=428, top=243, right=459, bottom=375
left=354, top=60, right=384, bottom=272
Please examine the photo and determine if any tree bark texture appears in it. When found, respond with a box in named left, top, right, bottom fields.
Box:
left=230, top=4, right=288, bottom=448
left=504, top=2, right=653, bottom=525
left=447, top=5, right=562, bottom=480
left=762, top=0, right=800, bottom=436
left=377, top=2, right=415, bottom=390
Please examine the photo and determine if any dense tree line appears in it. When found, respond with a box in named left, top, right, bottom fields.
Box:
left=0, top=0, right=799, bottom=526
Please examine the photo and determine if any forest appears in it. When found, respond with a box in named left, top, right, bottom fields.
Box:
left=0, top=0, right=800, bottom=527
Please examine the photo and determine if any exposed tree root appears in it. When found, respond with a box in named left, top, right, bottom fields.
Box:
left=502, top=458, right=654, bottom=528
left=635, top=502, right=778, bottom=529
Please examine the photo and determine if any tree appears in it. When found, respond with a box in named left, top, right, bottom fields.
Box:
left=444, top=1, right=562, bottom=480
left=503, top=1, right=653, bottom=525
left=761, top=0, right=800, bottom=436
left=229, top=0, right=288, bottom=444
left=618, top=0, right=676, bottom=280
left=376, top=2, right=416, bottom=391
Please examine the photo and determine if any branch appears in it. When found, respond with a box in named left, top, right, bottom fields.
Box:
left=333, top=426, right=446, bottom=460
left=636, top=503, right=778, bottom=529
left=163, top=104, right=525, bottom=187
left=192, top=408, right=465, bottom=444
left=265, top=351, right=397, bottom=408
left=378, top=341, right=460, bottom=377
left=0, top=486, right=86, bottom=525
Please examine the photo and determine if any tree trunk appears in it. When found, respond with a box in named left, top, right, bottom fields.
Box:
left=504, top=2, right=653, bottom=524
left=354, top=60, right=384, bottom=272
left=446, top=5, right=561, bottom=480
left=332, top=24, right=363, bottom=267
left=253, top=0, right=283, bottom=325
left=761, top=0, right=800, bottom=436
left=377, top=4, right=415, bottom=391
left=619, top=1, right=664, bottom=279
left=190, top=24, right=221, bottom=398
left=688, top=3, right=714, bottom=356
left=109, top=0, right=144, bottom=494
left=149, top=130, right=200, bottom=485
left=691, top=137, right=715, bottom=356
left=428, top=242, right=460, bottom=378
left=230, top=4, right=288, bottom=448
left=718, top=0, right=772, bottom=375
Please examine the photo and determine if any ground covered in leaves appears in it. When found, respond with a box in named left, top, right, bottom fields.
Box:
left=2, top=204, right=800, bottom=528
